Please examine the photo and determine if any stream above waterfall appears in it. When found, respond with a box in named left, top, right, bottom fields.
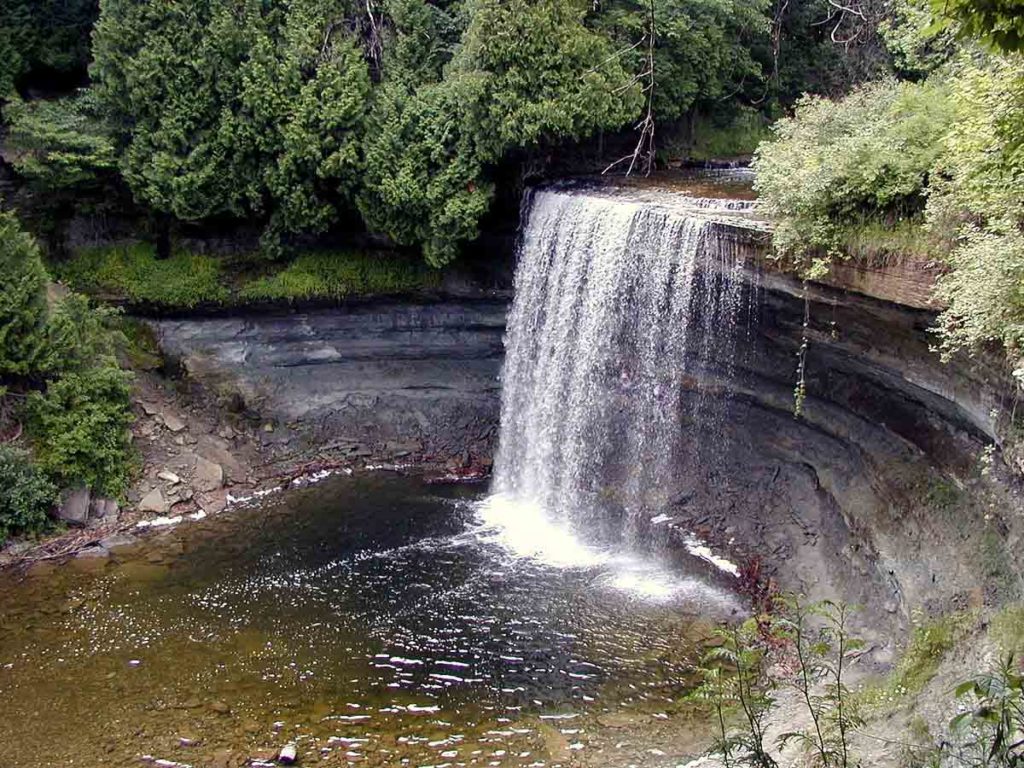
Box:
left=0, top=473, right=742, bottom=767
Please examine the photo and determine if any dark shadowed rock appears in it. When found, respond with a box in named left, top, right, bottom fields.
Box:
left=57, top=486, right=91, bottom=526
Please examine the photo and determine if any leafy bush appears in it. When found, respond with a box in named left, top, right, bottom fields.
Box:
left=0, top=211, right=52, bottom=376
left=42, top=293, right=122, bottom=375
left=239, top=251, right=442, bottom=301
left=930, top=59, right=1024, bottom=359
left=56, top=244, right=229, bottom=307
left=0, top=444, right=57, bottom=542
left=753, top=78, right=955, bottom=274
left=27, top=365, right=135, bottom=498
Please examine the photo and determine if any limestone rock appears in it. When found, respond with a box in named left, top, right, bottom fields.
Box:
left=161, top=412, right=186, bottom=432
left=57, top=486, right=91, bottom=526
left=75, top=545, right=109, bottom=559
left=157, top=470, right=181, bottom=485
left=193, top=456, right=224, bottom=492
left=139, top=488, right=169, bottom=514
left=89, top=496, right=119, bottom=522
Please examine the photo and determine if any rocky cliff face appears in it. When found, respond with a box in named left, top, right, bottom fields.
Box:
left=152, top=300, right=508, bottom=465
left=148, top=208, right=1022, bottom=631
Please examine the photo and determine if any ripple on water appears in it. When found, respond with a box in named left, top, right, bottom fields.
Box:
left=0, top=474, right=740, bottom=766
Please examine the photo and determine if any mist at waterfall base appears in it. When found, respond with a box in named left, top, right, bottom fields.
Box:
left=474, top=186, right=754, bottom=593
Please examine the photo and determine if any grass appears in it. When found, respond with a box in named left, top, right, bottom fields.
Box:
left=990, top=603, right=1024, bottom=656
left=836, top=218, right=945, bottom=262
left=855, top=612, right=973, bottom=714
left=55, top=243, right=229, bottom=308
left=55, top=244, right=444, bottom=309
left=239, top=250, right=441, bottom=301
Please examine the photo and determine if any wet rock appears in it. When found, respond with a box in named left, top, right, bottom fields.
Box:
left=157, top=470, right=181, bottom=485
left=194, top=456, right=224, bottom=492
left=538, top=723, right=571, bottom=763
left=278, top=743, right=298, bottom=764
left=75, top=545, right=109, bottom=559
left=57, top=486, right=91, bottom=526
left=100, top=532, right=139, bottom=551
left=139, top=488, right=170, bottom=514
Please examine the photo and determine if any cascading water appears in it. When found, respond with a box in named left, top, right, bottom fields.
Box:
left=483, top=186, right=756, bottom=558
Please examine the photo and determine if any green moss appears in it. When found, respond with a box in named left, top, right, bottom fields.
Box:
left=55, top=243, right=229, bottom=308
left=990, top=603, right=1024, bottom=655
left=239, top=251, right=442, bottom=302
left=856, top=612, right=972, bottom=713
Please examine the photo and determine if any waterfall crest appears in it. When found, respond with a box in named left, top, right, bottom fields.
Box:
left=492, top=187, right=754, bottom=538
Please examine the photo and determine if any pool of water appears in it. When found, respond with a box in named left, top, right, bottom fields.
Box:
left=0, top=473, right=741, bottom=768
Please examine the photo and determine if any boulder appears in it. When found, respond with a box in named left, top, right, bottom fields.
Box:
left=57, top=486, right=91, bottom=526
left=89, top=496, right=119, bottom=522
left=193, top=456, right=224, bottom=492
left=138, top=487, right=169, bottom=514
left=157, top=470, right=181, bottom=485
left=161, top=412, right=186, bottom=432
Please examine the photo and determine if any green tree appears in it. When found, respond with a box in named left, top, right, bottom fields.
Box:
left=359, top=0, right=641, bottom=265
left=0, top=212, right=52, bottom=377
left=91, top=0, right=370, bottom=250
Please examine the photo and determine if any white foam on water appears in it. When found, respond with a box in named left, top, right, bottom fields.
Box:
left=470, top=493, right=736, bottom=605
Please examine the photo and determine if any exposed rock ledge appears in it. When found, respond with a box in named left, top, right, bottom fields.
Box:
left=152, top=300, right=508, bottom=465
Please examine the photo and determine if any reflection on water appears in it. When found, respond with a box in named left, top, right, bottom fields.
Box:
left=0, top=473, right=739, bottom=767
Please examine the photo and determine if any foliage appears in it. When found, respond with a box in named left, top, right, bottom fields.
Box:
left=27, top=365, right=135, bottom=498
left=360, top=0, right=641, bottom=266
left=3, top=93, right=117, bottom=190
left=0, top=0, right=97, bottom=96
left=240, top=250, right=442, bottom=301
left=947, top=655, right=1024, bottom=767
left=929, top=0, right=1024, bottom=53
left=931, top=58, right=1024, bottom=358
left=694, top=617, right=779, bottom=767
left=753, top=77, right=955, bottom=275
left=56, top=244, right=229, bottom=308
left=775, top=599, right=864, bottom=768
left=683, top=107, right=772, bottom=162
left=91, top=0, right=371, bottom=249
left=595, top=0, right=768, bottom=124
left=0, top=212, right=52, bottom=377
left=42, top=294, right=122, bottom=375
left=0, top=444, right=57, bottom=542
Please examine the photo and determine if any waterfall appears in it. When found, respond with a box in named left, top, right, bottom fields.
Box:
left=490, top=187, right=754, bottom=542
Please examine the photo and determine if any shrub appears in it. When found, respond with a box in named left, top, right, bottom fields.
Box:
left=27, top=365, right=136, bottom=498
left=56, top=243, right=229, bottom=307
left=0, top=211, right=52, bottom=376
left=753, top=78, right=955, bottom=275
left=0, top=444, right=57, bottom=542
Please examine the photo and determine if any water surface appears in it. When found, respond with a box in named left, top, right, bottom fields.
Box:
left=0, top=473, right=739, bottom=767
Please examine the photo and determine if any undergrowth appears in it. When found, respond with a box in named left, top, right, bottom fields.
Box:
left=239, top=250, right=441, bottom=301
left=854, top=612, right=972, bottom=714
left=56, top=244, right=443, bottom=308
left=56, top=243, right=229, bottom=307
